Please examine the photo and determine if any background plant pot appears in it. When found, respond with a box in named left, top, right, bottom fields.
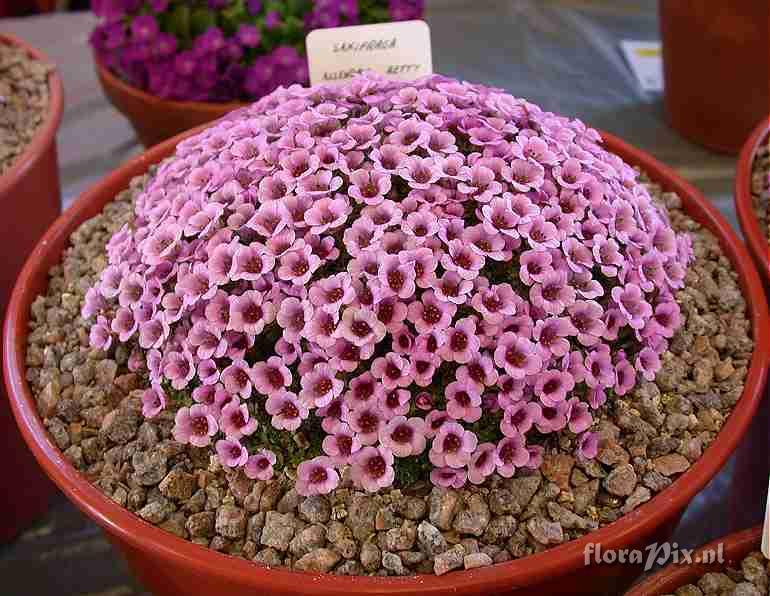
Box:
left=729, top=117, right=770, bottom=533
left=94, top=54, right=245, bottom=148
left=0, top=32, right=63, bottom=543
left=625, top=526, right=762, bottom=595
left=735, top=117, right=770, bottom=285
left=4, top=127, right=770, bottom=595
left=659, top=0, right=770, bottom=154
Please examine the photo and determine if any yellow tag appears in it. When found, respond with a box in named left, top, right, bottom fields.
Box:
left=306, top=20, right=433, bottom=86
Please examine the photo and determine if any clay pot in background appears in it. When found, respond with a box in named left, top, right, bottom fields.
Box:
left=625, top=526, right=763, bottom=595
left=659, top=0, right=770, bottom=154
left=730, top=117, right=770, bottom=533
left=95, top=54, right=245, bottom=148
left=735, top=117, right=770, bottom=284
left=4, top=127, right=770, bottom=595
left=0, top=33, right=63, bottom=542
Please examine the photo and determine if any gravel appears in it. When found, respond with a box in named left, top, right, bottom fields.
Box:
left=661, top=551, right=769, bottom=596
left=751, top=135, right=769, bottom=241
left=24, top=169, right=753, bottom=577
left=0, top=41, right=53, bottom=175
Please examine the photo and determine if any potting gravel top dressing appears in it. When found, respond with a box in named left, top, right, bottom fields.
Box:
left=662, top=550, right=768, bottom=596
left=0, top=41, right=53, bottom=176
left=27, top=74, right=753, bottom=576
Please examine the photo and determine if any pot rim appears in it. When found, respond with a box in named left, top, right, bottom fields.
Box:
left=3, top=127, right=769, bottom=594
left=0, top=33, right=64, bottom=195
left=94, top=52, right=246, bottom=115
left=735, top=116, right=770, bottom=284
left=624, top=525, right=763, bottom=595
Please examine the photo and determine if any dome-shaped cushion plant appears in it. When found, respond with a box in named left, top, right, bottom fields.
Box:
left=83, top=73, right=692, bottom=498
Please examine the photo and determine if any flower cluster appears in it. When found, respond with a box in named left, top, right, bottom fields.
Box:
left=84, top=73, right=692, bottom=496
left=89, top=0, right=424, bottom=102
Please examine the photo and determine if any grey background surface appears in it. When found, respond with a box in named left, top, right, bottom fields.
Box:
left=0, top=1, right=763, bottom=594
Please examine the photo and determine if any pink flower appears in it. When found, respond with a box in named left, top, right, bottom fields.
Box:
left=380, top=416, right=427, bottom=457
left=445, top=380, right=482, bottom=423
left=89, top=316, right=113, bottom=351
left=277, top=245, right=321, bottom=285
left=252, top=356, right=292, bottom=396
left=220, top=359, right=254, bottom=398
left=377, top=387, right=411, bottom=418
left=441, top=239, right=484, bottom=281
left=440, top=317, right=480, bottom=364
left=429, top=421, right=478, bottom=469
left=141, top=383, right=166, bottom=418
left=500, top=401, right=541, bottom=436
left=221, top=401, right=258, bottom=439
left=349, top=169, right=392, bottom=205
left=494, top=333, right=543, bottom=379
left=309, top=273, right=355, bottom=313
left=378, top=254, right=417, bottom=299
left=533, top=317, right=575, bottom=358
left=346, top=403, right=384, bottom=445
left=433, top=270, right=474, bottom=305
left=245, top=450, right=276, bottom=481
left=265, top=391, right=308, bottom=431
left=577, top=430, right=600, bottom=461
left=216, top=438, right=249, bottom=468
left=304, top=196, right=351, bottom=234
left=277, top=296, right=313, bottom=341
left=173, top=405, right=218, bottom=447
left=299, top=363, right=343, bottom=408
left=566, top=398, right=593, bottom=434
left=495, top=434, right=530, bottom=477
left=163, top=350, right=195, bottom=390
left=611, top=283, right=652, bottom=330
left=467, top=443, right=497, bottom=485
left=530, top=270, right=576, bottom=315
left=407, top=290, right=456, bottom=333
left=371, top=352, right=411, bottom=389
left=322, top=423, right=361, bottom=465
left=296, top=456, right=340, bottom=496
left=535, top=369, right=575, bottom=406
left=350, top=446, right=395, bottom=492
left=536, top=401, right=570, bottom=433
left=430, top=467, right=467, bottom=489
left=228, top=290, right=276, bottom=335
left=336, top=307, right=386, bottom=347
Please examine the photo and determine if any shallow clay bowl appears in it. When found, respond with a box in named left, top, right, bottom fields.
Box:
left=3, top=126, right=770, bottom=594
left=0, top=32, right=63, bottom=542
left=95, top=54, right=245, bottom=148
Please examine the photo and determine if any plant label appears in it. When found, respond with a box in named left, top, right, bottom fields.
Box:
left=306, top=20, right=432, bottom=86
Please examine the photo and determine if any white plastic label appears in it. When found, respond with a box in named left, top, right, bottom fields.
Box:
left=306, top=20, right=432, bottom=86
left=620, top=40, right=664, bottom=93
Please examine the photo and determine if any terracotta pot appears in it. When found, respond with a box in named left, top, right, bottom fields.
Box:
left=735, top=117, right=770, bottom=285
left=94, top=54, right=245, bottom=148
left=0, top=33, right=63, bottom=542
left=3, top=128, right=770, bottom=595
left=625, top=526, right=763, bottom=595
left=729, top=117, right=770, bottom=533
left=659, top=0, right=770, bottom=154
